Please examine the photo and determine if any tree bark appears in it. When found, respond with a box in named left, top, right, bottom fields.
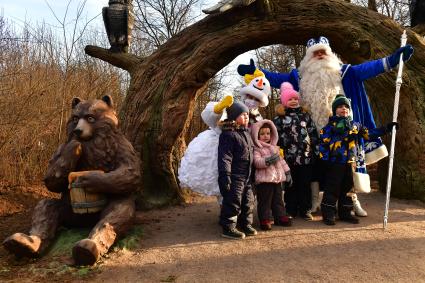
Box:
left=86, top=0, right=425, bottom=207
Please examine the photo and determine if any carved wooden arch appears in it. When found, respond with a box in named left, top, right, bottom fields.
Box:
left=86, top=0, right=425, bottom=207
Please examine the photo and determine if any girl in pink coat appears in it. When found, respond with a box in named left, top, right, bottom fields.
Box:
left=251, top=120, right=293, bottom=231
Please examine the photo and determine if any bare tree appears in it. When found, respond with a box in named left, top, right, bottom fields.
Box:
left=133, top=0, right=202, bottom=50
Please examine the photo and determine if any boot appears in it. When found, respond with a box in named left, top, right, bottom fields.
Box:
left=242, top=224, right=258, bottom=236
left=2, top=233, right=41, bottom=257
left=310, top=182, right=321, bottom=213
left=321, top=203, right=336, bottom=226
left=260, top=220, right=272, bottom=231
left=275, top=215, right=293, bottom=227
left=339, top=214, right=360, bottom=224
left=72, top=239, right=100, bottom=266
left=352, top=194, right=367, bottom=217
left=213, top=95, right=233, bottom=114
left=221, top=227, right=246, bottom=240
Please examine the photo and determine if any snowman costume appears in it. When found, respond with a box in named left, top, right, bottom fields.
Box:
left=178, top=72, right=271, bottom=197
left=178, top=102, right=225, bottom=197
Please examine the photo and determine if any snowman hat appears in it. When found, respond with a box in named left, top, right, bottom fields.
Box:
left=305, top=36, right=332, bottom=57
left=239, top=69, right=271, bottom=107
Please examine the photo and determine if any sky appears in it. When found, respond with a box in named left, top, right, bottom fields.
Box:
left=0, top=0, right=253, bottom=92
left=0, top=0, right=108, bottom=29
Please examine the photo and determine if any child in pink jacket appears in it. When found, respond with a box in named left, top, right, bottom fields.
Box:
left=251, top=120, right=293, bottom=231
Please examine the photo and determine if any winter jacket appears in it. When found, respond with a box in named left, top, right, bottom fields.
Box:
left=218, top=121, right=254, bottom=182
left=319, top=116, right=387, bottom=164
left=273, top=106, right=319, bottom=167
left=262, top=57, right=390, bottom=158
left=251, top=120, right=290, bottom=185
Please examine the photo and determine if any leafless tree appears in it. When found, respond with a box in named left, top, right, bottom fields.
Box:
left=133, top=0, right=203, bottom=50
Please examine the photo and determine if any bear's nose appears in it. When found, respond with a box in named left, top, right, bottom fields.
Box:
left=73, top=128, right=82, bottom=137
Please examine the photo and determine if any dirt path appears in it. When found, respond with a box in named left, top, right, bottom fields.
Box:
left=91, top=191, right=425, bottom=282
left=1, top=188, right=425, bottom=282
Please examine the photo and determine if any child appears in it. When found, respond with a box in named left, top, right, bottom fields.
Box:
left=218, top=101, right=256, bottom=239
left=273, top=82, right=319, bottom=221
left=178, top=95, right=233, bottom=200
left=319, top=94, right=397, bottom=225
left=251, top=120, right=293, bottom=230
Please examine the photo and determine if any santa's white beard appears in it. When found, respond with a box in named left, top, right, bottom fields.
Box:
left=299, top=53, right=344, bottom=130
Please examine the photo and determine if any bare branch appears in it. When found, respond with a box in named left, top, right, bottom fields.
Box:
left=85, top=45, right=143, bottom=73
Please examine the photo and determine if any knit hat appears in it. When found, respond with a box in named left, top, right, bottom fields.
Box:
left=332, top=94, right=351, bottom=115
left=280, top=82, right=300, bottom=107
left=226, top=101, right=249, bottom=121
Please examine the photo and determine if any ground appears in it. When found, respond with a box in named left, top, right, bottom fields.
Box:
left=1, top=182, right=425, bottom=282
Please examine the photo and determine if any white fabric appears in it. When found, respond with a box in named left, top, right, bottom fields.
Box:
left=178, top=129, right=220, bottom=196
left=178, top=102, right=221, bottom=196
left=353, top=171, right=371, bottom=193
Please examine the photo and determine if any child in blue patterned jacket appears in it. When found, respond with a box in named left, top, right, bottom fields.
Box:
left=319, top=94, right=397, bottom=225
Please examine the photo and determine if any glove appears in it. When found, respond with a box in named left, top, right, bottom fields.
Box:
left=213, top=95, right=233, bottom=114
left=265, top=153, right=280, bottom=166
left=387, top=45, right=414, bottom=69
left=386, top=121, right=399, bottom=132
left=237, top=58, right=256, bottom=76
left=218, top=173, right=231, bottom=192
left=285, top=172, right=293, bottom=187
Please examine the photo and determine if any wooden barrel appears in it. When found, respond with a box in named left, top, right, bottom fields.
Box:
left=68, top=171, right=107, bottom=214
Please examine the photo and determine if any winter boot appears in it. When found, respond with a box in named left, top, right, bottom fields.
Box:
left=310, top=182, right=321, bottom=213
left=2, top=233, right=41, bottom=258
left=72, top=239, right=100, bottom=266
left=302, top=211, right=314, bottom=221
left=260, top=220, right=272, bottom=231
left=275, top=215, right=293, bottom=227
left=221, top=227, right=246, bottom=240
left=352, top=194, right=367, bottom=217
left=242, top=224, right=258, bottom=236
left=321, top=203, right=336, bottom=226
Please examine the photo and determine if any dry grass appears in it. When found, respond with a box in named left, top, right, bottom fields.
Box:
left=0, top=17, right=125, bottom=186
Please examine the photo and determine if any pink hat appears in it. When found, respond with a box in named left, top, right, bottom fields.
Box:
left=280, top=82, right=299, bottom=107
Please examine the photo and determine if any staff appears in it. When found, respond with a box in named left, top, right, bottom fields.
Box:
left=383, top=30, right=407, bottom=230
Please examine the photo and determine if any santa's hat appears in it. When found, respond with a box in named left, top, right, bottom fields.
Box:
left=280, top=82, right=300, bottom=107
left=239, top=69, right=271, bottom=107
left=305, top=36, right=332, bottom=57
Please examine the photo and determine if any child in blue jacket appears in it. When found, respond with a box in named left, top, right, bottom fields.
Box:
left=319, top=95, right=397, bottom=225
left=218, top=101, right=257, bottom=239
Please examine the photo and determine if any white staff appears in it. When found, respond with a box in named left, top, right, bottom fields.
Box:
left=383, top=30, right=407, bottom=230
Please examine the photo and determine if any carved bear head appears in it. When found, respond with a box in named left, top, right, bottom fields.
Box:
left=67, top=95, right=119, bottom=141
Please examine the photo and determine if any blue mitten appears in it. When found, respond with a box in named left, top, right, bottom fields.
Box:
left=387, top=44, right=414, bottom=69
left=237, top=58, right=256, bottom=76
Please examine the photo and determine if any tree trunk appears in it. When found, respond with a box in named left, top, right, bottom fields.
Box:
left=86, top=0, right=425, bottom=207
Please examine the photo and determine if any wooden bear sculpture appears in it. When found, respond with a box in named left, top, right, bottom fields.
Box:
left=3, top=95, right=141, bottom=266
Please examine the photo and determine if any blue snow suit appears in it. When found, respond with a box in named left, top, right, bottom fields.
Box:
left=319, top=115, right=387, bottom=220
left=218, top=121, right=254, bottom=230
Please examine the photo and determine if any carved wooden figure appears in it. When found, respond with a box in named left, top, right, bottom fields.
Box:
left=103, top=0, right=134, bottom=53
left=2, top=95, right=141, bottom=266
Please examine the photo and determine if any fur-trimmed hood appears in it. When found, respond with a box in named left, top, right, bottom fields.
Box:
left=274, top=104, right=311, bottom=117
left=251, top=119, right=278, bottom=148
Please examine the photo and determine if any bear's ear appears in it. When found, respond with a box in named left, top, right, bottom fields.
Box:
left=101, top=95, right=114, bottom=108
left=72, top=97, right=82, bottom=109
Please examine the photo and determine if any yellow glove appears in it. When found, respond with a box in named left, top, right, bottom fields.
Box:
left=213, top=95, right=233, bottom=114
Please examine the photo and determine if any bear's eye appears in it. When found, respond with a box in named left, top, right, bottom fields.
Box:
left=87, top=116, right=95, bottom=123
left=72, top=116, right=79, bottom=124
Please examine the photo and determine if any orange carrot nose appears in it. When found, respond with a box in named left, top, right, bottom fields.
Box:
left=257, top=78, right=263, bottom=88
